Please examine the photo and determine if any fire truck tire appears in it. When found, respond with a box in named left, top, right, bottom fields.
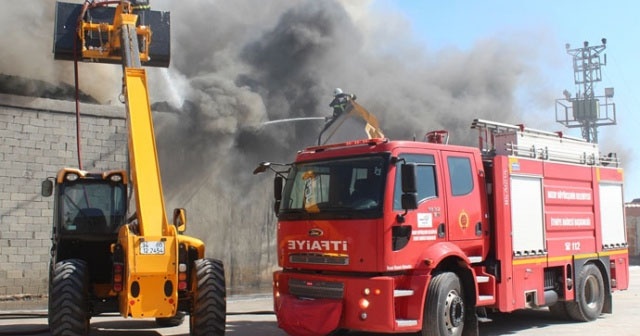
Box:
left=48, top=259, right=90, bottom=336
left=156, top=311, right=185, bottom=327
left=422, top=272, right=465, bottom=336
left=565, top=264, right=605, bottom=322
left=190, top=258, right=226, bottom=336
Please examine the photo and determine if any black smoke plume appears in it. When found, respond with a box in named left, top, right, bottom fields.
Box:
left=0, top=0, right=554, bottom=293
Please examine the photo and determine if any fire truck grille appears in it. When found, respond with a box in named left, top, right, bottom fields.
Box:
left=289, top=278, right=344, bottom=299
left=289, top=253, right=349, bottom=265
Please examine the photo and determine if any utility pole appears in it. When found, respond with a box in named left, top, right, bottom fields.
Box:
left=555, top=38, right=616, bottom=143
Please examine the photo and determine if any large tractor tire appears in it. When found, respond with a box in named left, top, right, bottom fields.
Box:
left=156, top=311, right=185, bottom=327
left=422, top=272, right=465, bottom=336
left=566, top=263, right=605, bottom=322
left=48, top=259, right=90, bottom=336
left=190, top=258, right=226, bottom=336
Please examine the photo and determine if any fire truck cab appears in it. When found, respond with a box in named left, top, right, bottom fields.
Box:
left=256, top=119, right=628, bottom=336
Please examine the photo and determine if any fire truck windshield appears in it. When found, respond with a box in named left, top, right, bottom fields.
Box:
left=279, top=155, right=387, bottom=220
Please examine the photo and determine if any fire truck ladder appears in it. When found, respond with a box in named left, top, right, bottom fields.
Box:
left=471, top=119, right=618, bottom=167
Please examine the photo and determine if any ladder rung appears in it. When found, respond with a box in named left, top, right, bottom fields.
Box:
left=468, top=256, right=483, bottom=263
left=476, top=276, right=490, bottom=283
left=478, top=316, right=493, bottom=323
left=478, top=295, right=494, bottom=302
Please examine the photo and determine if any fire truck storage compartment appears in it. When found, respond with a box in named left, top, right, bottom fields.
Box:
left=510, top=175, right=546, bottom=256
left=598, top=183, right=626, bottom=249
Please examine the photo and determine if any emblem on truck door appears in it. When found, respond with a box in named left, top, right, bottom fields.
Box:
left=309, top=228, right=324, bottom=237
left=459, top=210, right=469, bottom=230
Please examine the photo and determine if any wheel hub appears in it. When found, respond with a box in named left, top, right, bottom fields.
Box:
left=445, top=290, right=464, bottom=329
left=584, top=275, right=601, bottom=309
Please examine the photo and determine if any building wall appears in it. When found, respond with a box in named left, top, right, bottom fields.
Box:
left=0, top=94, right=127, bottom=296
left=627, top=203, right=640, bottom=256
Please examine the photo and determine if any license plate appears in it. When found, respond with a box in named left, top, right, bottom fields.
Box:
left=140, top=241, right=165, bottom=255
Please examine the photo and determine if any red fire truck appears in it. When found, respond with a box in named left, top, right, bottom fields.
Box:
left=254, top=119, right=629, bottom=336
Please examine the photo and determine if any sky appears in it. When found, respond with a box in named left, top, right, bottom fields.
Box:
left=379, top=0, right=640, bottom=201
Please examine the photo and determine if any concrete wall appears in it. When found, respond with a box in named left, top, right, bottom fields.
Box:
left=0, top=94, right=127, bottom=296
left=627, top=203, right=640, bottom=256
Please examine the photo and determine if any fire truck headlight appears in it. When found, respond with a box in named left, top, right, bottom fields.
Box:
left=363, top=288, right=370, bottom=296
left=358, top=298, right=369, bottom=309
left=359, top=311, right=368, bottom=320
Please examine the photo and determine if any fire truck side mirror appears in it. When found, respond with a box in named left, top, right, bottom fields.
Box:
left=173, top=208, right=187, bottom=233
left=400, top=163, right=418, bottom=210
left=274, top=176, right=284, bottom=214
left=41, top=179, right=53, bottom=197
left=401, top=193, right=418, bottom=210
left=401, top=163, right=417, bottom=193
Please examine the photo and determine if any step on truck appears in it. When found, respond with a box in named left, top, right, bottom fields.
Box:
left=255, top=118, right=628, bottom=336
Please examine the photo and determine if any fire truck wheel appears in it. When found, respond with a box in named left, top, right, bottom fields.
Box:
left=566, top=263, right=605, bottom=322
left=48, top=259, right=90, bottom=336
left=156, top=311, right=185, bottom=327
left=189, top=258, right=226, bottom=336
left=422, top=272, right=465, bottom=336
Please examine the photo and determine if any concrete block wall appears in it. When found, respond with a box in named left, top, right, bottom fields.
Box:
left=627, top=203, right=640, bottom=256
left=0, top=94, right=127, bottom=296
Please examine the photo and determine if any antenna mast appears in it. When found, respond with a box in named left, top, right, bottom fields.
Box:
left=555, top=38, right=616, bottom=143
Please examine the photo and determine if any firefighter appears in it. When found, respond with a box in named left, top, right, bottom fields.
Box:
left=329, top=88, right=356, bottom=118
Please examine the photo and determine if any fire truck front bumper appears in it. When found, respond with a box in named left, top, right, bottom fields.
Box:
left=273, top=271, right=424, bottom=334
left=276, top=294, right=343, bottom=336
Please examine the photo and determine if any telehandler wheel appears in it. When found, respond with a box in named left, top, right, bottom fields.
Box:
left=48, top=259, right=90, bottom=336
left=156, top=311, right=185, bottom=327
left=422, top=272, right=465, bottom=336
left=190, top=258, right=226, bottom=336
left=566, top=263, right=605, bottom=322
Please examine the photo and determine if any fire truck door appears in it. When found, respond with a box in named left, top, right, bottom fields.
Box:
left=393, top=153, right=446, bottom=243
left=442, top=151, right=484, bottom=242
